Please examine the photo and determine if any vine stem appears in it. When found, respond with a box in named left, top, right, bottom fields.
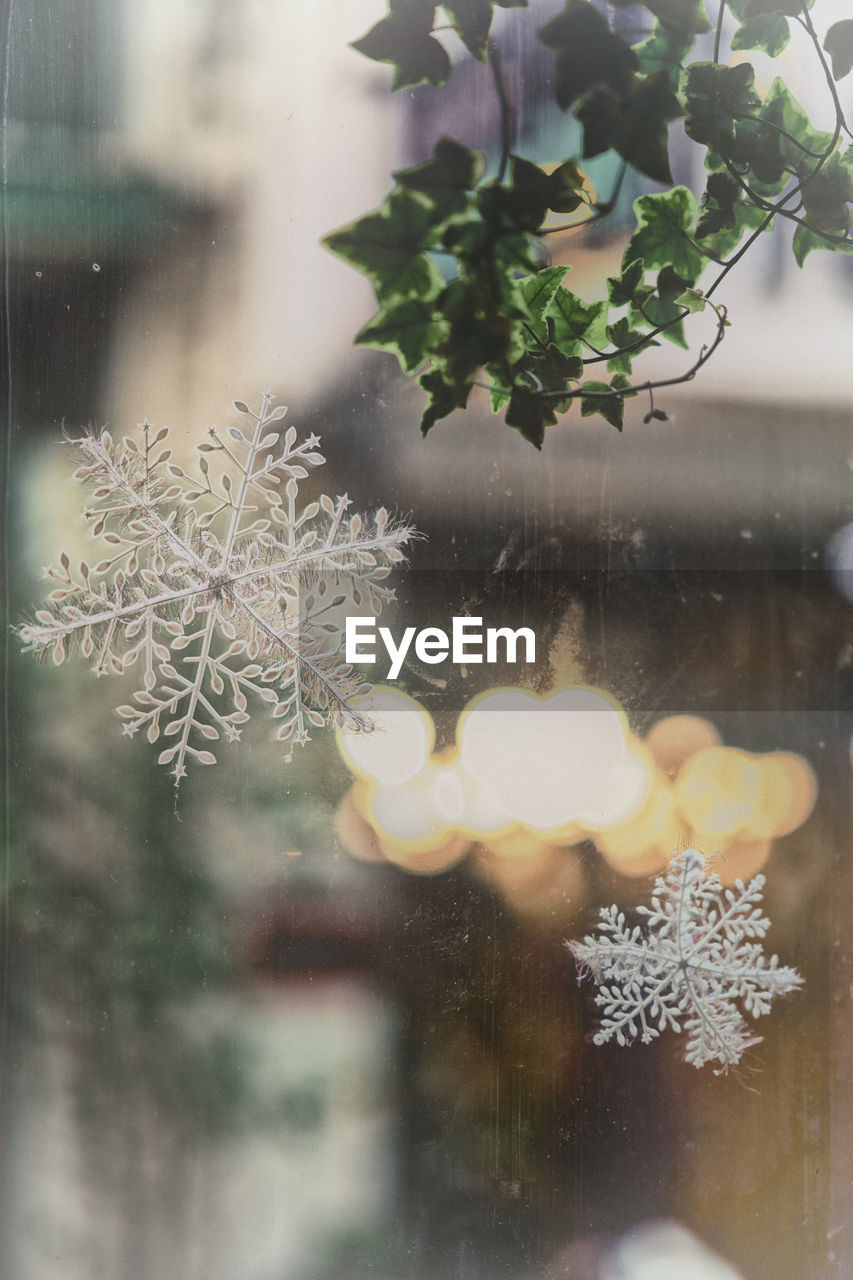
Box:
left=714, top=0, right=726, bottom=64
left=489, top=44, right=513, bottom=184
left=480, top=301, right=729, bottom=405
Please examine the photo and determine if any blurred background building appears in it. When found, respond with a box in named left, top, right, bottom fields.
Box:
left=4, top=1, right=853, bottom=1278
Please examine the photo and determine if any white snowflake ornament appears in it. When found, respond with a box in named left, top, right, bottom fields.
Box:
left=20, top=394, right=415, bottom=782
left=569, top=849, right=802, bottom=1071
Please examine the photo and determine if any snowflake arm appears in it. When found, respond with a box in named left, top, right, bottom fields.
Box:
left=569, top=850, right=803, bottom=1072
left=20, top=394, right=416, bottom=782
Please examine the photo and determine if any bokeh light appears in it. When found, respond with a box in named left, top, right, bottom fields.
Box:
left=334, top=687, right=818, bottom=902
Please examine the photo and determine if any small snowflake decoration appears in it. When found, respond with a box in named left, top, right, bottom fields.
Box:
left=20, top=394, right=415, bottom=782
left=569, top=850, right=803, bottom=1071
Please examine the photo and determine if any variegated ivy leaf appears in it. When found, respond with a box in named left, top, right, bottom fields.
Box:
left=20, top=394, right=416, bottom=782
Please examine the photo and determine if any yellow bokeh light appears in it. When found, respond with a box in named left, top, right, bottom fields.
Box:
left=711, top=838, right=773, bottom=886
left=379, top=833, right=472, bottom=876
left=740, top=752, right=818, bottom=841
left=595, top=781, right=682, bottom=870
left=645, top=715, right=722, bottom=777
left=335, top=788, right=386, bottom=864
left=675, top=747, right=763, bottom=840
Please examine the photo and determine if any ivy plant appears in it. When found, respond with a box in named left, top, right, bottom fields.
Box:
left=324, top=1, right=853, bottom=447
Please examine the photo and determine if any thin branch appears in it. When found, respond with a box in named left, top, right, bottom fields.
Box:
left=488, top=43, right=513, bottom=185
left=714, top=0, right=726, bottom=65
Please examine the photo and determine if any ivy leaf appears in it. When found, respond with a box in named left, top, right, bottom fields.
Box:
left=580, top=379, right=627, bottom=431
left=609, top=0, right=709, bottom=34
left=800, top=153, right=853, bottom=235
left=355, top=299, right=447, bottom=373
left=624, top=187, right=704, bottom=283
left=640, top=265, right=691, bottom=347
left=324, top=190, right=445, bottom=303
left=698, top=194, right=768, bottom=259
left=351, top=3, right=452, bottom=90
left=759, top=78, right=834, bottom=166
left=419, top=367, right=473, bottom=434
left=676, top=287, right=707, bottom=313
left=442, top=0, right=529, bottom=60
left=732, top=12, right=789, bottom=58
left=577, top=72, right=681, bottom=184
left=741, top=0, right=811, bottom=13
left=525, top=343, right=584, bottom=385
left=605, top=316, right=659, bottom=373
left=517, top=265, right=571, bottom=339
left=548, top=288, right=609, bottom=350
left=617, top=72, right=683, bottom=185
left=538, top=0, right=637, bottom=110
left=547, top=158, right=588, bottom=213
left=634, top=21, right=695, bottom=88
left=824, top=20, right=853, bottom=82
left=393, top=137, right=484, bottom=224
left=696, top=170, right=741, bottom=237
left=608, top=257, right=646, bottom=308
left=505, top=387, right=559, bottom=448
left=498, top=155, right=554, bottom=231
left=435, top=277, right=527, bottom=378
left=681, top=62, right=761, bottom=156
left=792, top=224, right=853, bottom=267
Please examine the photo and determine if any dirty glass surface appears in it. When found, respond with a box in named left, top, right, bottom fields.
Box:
left=2, top=3, right=853, bottom=1279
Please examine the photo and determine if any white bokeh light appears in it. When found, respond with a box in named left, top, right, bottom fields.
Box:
left=337, top=686, right=434, bottom=785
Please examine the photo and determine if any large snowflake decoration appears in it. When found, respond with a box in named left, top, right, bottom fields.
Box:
left=569, top=850, right=803, bottom=1071
left=20, top=394, right=415, bottom=782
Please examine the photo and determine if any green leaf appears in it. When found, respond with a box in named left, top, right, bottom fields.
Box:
left=441, top=0, right=529, bottom=59
left=634, top=21, right=694, bottom=88
left=323, top=189, right=445, bottom=303
left=624, top=187, right=704, bottom=283
left=608, top=257, right=646, bottom=308
left=394, top=137, right=484, bottom=208
left=696, top=170, right=741, bottom=238
left=506, top=154, right=554, bottom=230
left=640, top=266, right=691, bottom=347
left=538, top=0, right=637, bottom=110
left=605, top=315, right=659, bottom=373
left=355, top=299, right=447, bottom=373
left=351, top=4, right=452, bottom=90
left=548, top=288, right=609, bottom=350
left=799, top=153, right=853, bottom=235
left=741, top=0, right=811, bottom=14
left=732, top=12, right=789, bottom=57
left=524, top=344, right=584, bottom=385
left=698, top=195, right=768, bottom=259
left=759, top=78, right=834, bottom=167
left=576, top=72, right=681, bottom=185
left=681, top=62, right=761, bottom=156
left=419, top=367, right=472, bottom=434
left=580, top=380, right=626, bottom=430
left=547, top=158, right=588, bottom=213
left=609, top=0, right=709, bottom=34
left=824, top=20, right=853, bottom=81
left=676, top=287, right=708, bottom=313
left=436, top=278, right=527, bottom=375
left=616, top=72, right=682, bottom=185
left=517, top=265, right=571, bottom=339
left=791, top=224, right=853, bottom=267
left=505, top=387, right=559, bottom=448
